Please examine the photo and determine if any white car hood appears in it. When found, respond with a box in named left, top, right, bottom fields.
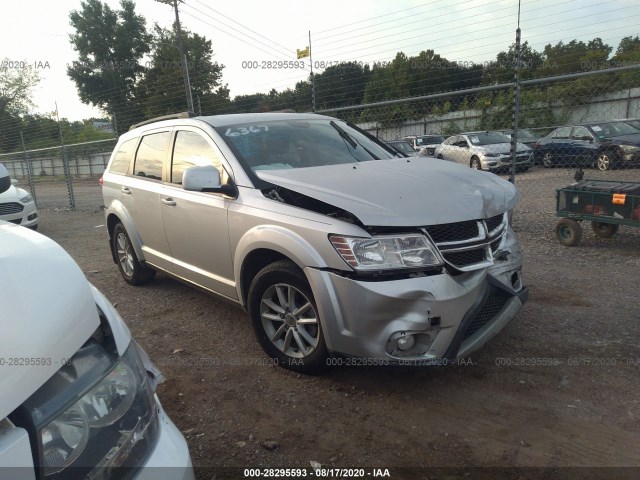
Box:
left=472, top=142, right=530, bottom=154
left=0, top=185, right=21, bottom=201
left=0, top=223, right=100, bottom=420
left=256, top=158, right=518, bottom=226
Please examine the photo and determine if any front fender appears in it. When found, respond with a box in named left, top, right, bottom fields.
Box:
left=233, top=225, right=331, bottom=303
left=105, top=201, right=146, bottom=264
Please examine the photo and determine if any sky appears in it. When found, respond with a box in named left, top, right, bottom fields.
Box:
left=2, top=0, right=639, bottom=121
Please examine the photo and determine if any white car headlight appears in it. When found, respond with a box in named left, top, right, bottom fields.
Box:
left=20, top=194, right=33, bottom=203
left=330, top=234, right=443, bottom=271
left=620, top=144, right=640, bottom=153
left=12, top=341, right=158, bottom=478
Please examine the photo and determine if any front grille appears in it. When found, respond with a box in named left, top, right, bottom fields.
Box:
left=0, top=202, right=23, bottom=215
left=463, top=289, right=512, bottom=340
left=425, top=220, right=480, bottom=243
left=424, top=214, right=507, bottom=271
left=443, top=249, right=486, bottom=267
left=485, top=214, right=503, bottom=233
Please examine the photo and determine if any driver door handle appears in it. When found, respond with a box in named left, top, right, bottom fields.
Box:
left=121, top=186, right=131, bottom=195
left=161, top=198, right=176, bottom=206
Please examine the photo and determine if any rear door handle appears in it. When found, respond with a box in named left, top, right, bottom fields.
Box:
left=121, top=186, right=131, bottom=195
left=161, top=198, right=176, bottom=206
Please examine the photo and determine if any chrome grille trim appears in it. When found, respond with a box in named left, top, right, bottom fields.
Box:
left=423, top=213, right=507, bottom=271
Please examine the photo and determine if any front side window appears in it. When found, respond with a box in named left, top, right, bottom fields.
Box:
left=571, top=126, right=592, bottom=141
left=171, top=130, right=229, bottom=185
left=552, top=127, right=571, bottom=139
left=133, top=132, right=170, bottom=180
left=109, top=138, right=137, bottom=175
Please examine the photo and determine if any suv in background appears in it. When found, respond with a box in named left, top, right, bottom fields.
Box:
left=0, top=163, right=194, bottom=479
left=102, top=112, right=527, bottom=374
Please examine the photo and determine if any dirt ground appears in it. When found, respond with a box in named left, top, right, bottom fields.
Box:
left=33, top=166, right=639, bottom=480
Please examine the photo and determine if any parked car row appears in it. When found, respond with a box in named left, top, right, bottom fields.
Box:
left=386, top=118, right=640, bottom=172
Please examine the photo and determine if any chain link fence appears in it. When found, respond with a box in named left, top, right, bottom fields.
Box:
left=0, top=138, right=116, bottom=211
left=320, top=65, right=640, bottom=239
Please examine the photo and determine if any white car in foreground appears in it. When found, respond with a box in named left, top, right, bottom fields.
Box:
left=0, top=178, right=38, bottom=229
left=0, top=165, right=194, bottom=479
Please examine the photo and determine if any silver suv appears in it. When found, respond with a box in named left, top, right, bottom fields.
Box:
left=102, top=112, right=527, bottom=374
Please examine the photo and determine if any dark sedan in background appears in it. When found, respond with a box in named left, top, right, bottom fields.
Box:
left=533, top=121, right=640, bottom=170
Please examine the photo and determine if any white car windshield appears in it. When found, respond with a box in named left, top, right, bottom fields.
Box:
left=467, top=133, right=511, bottom=145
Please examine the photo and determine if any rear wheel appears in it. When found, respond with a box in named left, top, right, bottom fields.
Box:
left=437, top=154, right=444, bottom=159
left=591, top=222, right=619, bottom=238
left=248, top=260, right=329, bottom=374
left=113, top=223, right=156, bottom=285
left=556, top=219, right=582, bottom=246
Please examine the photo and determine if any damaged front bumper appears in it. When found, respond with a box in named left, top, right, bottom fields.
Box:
left=305, top=226, right=527, bottom=363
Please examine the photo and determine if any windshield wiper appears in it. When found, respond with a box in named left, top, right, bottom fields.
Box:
left=330, top=121, right=358, bottom=149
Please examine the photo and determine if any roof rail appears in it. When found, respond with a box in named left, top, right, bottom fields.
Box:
left=129, top=111, right=196, bottom=131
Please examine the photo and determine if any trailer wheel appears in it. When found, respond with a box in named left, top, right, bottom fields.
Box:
left=556, top=219, right=582, bottom=246
left=591, top=222, right=619, bottom=238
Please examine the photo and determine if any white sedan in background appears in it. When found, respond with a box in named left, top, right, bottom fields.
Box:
left=0, top=178, right=38, bottom=229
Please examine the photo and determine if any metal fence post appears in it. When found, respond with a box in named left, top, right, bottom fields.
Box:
left=62, top=147, right=76, bottom=210
left=20, top=131, right=37, bottom=207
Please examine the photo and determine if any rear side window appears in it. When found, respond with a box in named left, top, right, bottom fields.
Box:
left=109, top=138, right=137, bottom=174
left=552, top=127, right=571, bottom=139
left=171, top=131, right=229, bottom=185
left=133, top=132, right=170, bottom=180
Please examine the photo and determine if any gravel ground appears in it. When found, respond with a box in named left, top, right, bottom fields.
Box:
left=30, top=165, right=640, bottom=479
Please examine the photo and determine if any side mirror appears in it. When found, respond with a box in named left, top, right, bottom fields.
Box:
left=0, top=163, right=11, bottom=194
left=182, top=165, right=237, bottom=197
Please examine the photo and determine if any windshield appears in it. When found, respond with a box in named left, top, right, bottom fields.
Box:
left=625, top=119, right=640, bottom=130
left=590, top=122, right=640, bottom=139
left=215, top=119, right=396, bottom=186
left=416, top=135, right=444, bottom=145
left=388, top=141, right=414, bottom=153
left=467, top=132, right=511, bottom=145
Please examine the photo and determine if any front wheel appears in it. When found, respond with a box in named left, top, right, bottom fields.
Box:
left=542, top=152, right=553, bottom=168
left=247, top=260, right=329, bottom=374
left=112, top=223, right=156, bottom=285
left=470, top=156, right=481, bottom=170
left=591, top=222, right=619, bottom=238
left=596, top=152, right=612, bottom=171
left=555, top=218, right=582, bottom=246
left=437, top=154, right=444, bottom=159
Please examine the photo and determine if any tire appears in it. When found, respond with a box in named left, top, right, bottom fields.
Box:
left=555, top=218, right=582, bottom=246
left=470, top=156, right=481, bottom=170
left=437, top=154, right=444, bottom=159
left=591, top=221, right=619, bottom=238
left=542, top=152, right=553, bottom=168
left=596, top=152, right=612, bottom=171
left=112, top=223, right=156, bottom=285
left=247, top=260, right=329, bottom=374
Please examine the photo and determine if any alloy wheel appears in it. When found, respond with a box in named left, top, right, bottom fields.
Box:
left=116, top=232, right=134, bottom=277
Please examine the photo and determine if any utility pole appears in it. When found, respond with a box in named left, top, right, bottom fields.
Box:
left=155, top=0, right=194, bottom=112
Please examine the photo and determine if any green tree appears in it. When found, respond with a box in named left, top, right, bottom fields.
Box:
left=483, top=41, right=544, bottom=85
left=67, top=0, right=151, bottom=132
left=140, top=24, right=225, bottom=117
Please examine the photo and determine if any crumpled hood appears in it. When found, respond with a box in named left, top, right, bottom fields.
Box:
left=256, top=158, right=519, bottom=226
left=0, top=222, right=99, bottom=420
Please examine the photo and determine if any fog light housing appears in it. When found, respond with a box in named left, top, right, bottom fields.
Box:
left=396, top=334, right=415, bottom=351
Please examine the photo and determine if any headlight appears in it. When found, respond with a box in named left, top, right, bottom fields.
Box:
left=330, top=234, right=442, bottom=271
left=620, top=144, right=640, bottom=153
left=20, top=194, right=33, bottom=203
left=11, top=342, right=159, bottom=479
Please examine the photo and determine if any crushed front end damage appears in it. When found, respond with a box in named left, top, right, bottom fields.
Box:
left=305, top=222, right=527, bottom=364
